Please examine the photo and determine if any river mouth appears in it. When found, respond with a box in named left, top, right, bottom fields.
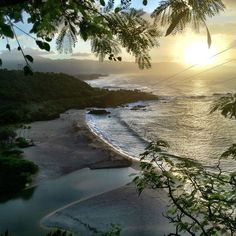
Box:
left=0, top=167, right=135, bottom=236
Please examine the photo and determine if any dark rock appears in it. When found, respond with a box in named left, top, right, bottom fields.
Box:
left=130, top=105, right=146, bottom=111
left=88, top=109, right=111, bottom=115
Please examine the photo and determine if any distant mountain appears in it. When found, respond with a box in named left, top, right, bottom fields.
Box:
left=1, top=54, right=187, bottom=75
left=1, top=52, right=235, bottom=81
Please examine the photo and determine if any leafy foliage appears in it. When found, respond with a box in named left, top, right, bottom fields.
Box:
left=134, top=141, right=236, bottom=236
left=0, top=126, right=16, bottom=146
left=0, top=134, right=38, bottom=197
left=151, top=0, right=225, bottom=47
left=210, top=93, right=236, bottom=118
left=0, top=125, right=37, bottom=198
left=134, top=92, right=236, bottom=236
left=0, top=70, right=157, bottom=124
left=0, top=0, right=226, bottom=72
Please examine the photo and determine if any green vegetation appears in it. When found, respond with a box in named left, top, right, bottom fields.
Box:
left=0, top=1, right=232, bottom=235
left=0, top=126, right=16, bottom=146
left=0, top=0, right=225, bottom=74
left=0, top=127, right=38, bottom=198
left=0, top=69, right=156, bottom=198
left=0, top=69, right=157, bottom=125
left=0, top=149, right=38, bottom=197
left=134, top=95, right=236, bottom=236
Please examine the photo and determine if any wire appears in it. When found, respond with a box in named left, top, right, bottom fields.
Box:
left=12, top=23, right=37, bottom=40
left=168, top=58, right=236, bottom=87
left=151, top=43, right=236, bottom=87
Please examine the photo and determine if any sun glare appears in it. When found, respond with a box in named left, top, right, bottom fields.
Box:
left=184, top=42, right=218, bottom=65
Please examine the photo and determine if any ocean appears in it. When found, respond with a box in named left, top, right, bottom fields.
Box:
left=85, top=73, right=236, bottom=171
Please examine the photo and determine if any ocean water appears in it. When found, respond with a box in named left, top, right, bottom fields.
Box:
left=86, top=73, right=236, bottom=170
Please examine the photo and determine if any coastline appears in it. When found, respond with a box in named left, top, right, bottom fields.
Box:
left=21, top=109, right=140, bottom=185
left=83, top=115, right=141, bottom=170
left=19, top=108, right=171, bottom=235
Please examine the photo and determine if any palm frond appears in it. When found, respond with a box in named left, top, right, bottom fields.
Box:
left=151, top=0, right=225, bottom=35
left=210, top=93, right=236, bottom=118
left=56, top=24, right=77, bottom=54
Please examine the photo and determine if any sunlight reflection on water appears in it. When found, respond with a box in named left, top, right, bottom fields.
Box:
left=86, top=74, right=236, bottom=171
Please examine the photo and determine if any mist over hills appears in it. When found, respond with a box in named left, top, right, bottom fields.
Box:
left=1, top=56, right=185, bottom=75
left=1, top=48, right=235, bottom=82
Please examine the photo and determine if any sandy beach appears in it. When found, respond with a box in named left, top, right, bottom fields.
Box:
left=19, top=109, right=172, bottom=235
left=21, top=109, right=133, bottom=184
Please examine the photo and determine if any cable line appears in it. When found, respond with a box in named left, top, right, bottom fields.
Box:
left=151, top=43, right=236, bottom=87
left=168, top=58, right=236, bottom=87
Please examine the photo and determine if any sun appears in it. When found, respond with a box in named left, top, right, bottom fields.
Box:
left=184, top=42, right=218, bottom=66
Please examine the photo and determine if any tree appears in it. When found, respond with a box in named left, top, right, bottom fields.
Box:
left=133, top=96, right=236, bottom=236
left=0, top=0, right=225, bottom=74
left=0, top=126, right=16, bottom=146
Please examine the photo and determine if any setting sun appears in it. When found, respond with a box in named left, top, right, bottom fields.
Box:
left=184, top=42, right=218, bottom=65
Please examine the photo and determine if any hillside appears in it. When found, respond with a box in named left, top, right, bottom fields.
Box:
left=0, top=70, right=157, bottom=124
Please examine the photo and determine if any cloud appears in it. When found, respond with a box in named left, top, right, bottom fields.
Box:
left=0, top=47, right=55, bottom=57
left=229, top=39, right=236, bottom=47
left=224, top=0, right=236, bottom=7
left=210, top=23, right=236, bottom=35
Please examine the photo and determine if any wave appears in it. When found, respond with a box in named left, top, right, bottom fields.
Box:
left=85, top=112, right=147, bottom=160
left=119, top=119, right=149, bottom=143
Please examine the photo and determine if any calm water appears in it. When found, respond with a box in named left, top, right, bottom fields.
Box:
left=0, top=167, right=134, bottom=236
left=86, top=73, right=236, bottom=170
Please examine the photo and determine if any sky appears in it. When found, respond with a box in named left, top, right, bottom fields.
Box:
left=1, top=0, right=236, bottom=69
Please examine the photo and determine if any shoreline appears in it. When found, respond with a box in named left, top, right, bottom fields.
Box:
left=18, top=108, right=171, bottom=235
left=82, top=114, right=141, bottom=170
left=21, top=109, right=140, bottom=186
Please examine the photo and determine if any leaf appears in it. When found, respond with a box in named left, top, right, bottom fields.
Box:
left=206, top=24, right=212, bottom=48
left=25, top=55, right=34, bottom=63
left=100, top=0, right=105, bottom=6
left=23, top=65, right=33, bottom=76
left=143, top=0, right=148, bottom=6
left=45, top=37, right=52, bottom=42
left=17, top=46, right=21, bottom=51
left=36, top=40, right=44, bottom=49
left=36, top=40, right=50, bottom=52
left=0, top=23, right=14, bottom=38
left=42, top=41, right=50, bottom=51
left=114, top=7, right=121, bottom=13
left=117, top=56, right=122, bottom=61
left=165, top=10, right=188, bottom=36
left=6, top=43, right=10, bottom=51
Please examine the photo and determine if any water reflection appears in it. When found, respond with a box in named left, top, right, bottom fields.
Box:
left=0, top=187, right=36, bottom=203
left=0, top=167, right=134, bottom=236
